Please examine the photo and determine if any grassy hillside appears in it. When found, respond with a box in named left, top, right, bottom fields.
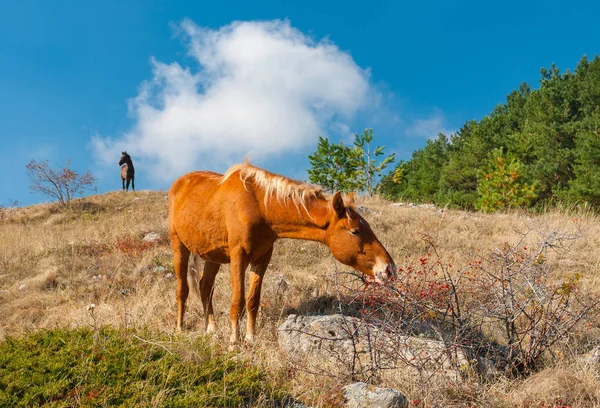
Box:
left=1, top=191, right=599, bottom=407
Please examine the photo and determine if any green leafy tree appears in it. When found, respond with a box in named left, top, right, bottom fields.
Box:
left=349, top=128, right=395, bottom=196
left=476, top=149, right=537, bottom=212
left=308, top=136, right=360, bottom=193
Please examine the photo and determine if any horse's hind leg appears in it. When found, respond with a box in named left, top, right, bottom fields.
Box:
left=200, top=261, right=220, bottom=334
left=171, top=235, right=191, bottom=330
left=131, top=177, right=135, bottom=191
left=229, top=248, right=250, bottom=346
left=126, top=178, right=131, bottom=192
left=246, top=246, right=273, bottom=343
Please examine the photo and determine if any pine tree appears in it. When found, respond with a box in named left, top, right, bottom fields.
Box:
left=477, top=149, right=537, bottom=212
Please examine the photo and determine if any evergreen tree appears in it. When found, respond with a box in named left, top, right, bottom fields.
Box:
left=567, top=110, right=600, bottom=205
left=476, top=149, right=537, bottom=212
left=381, top=54, right=600, bottom=211
left=383, top=133, right=449, bottom=204
left=564, top=56, right=600, bottom=205
left=521, top=63, right=578, bottom=202
left=439, top=122, right=486, bottom=209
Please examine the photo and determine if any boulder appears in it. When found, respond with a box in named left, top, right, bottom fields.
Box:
left=343, top=382, right=407, bottom=408
left=278, top=314, right=469, bottom=379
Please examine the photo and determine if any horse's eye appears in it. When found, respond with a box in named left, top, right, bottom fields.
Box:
left=350, top=228, right=360, bottom=236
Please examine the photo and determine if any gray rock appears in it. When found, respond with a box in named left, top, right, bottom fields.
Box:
left=590, top=347, right=600, bottom=364
left=419, top=203, right=437, bottom=210
left=390, top=202, right=437, bottom=210
left=142, top=232, right=161, bottom=242
left=277, top=314, right=372, bottom=364
left=278, top=314, right=469, bottom=379
left=581, top=345, right=600, bottom=366
left=343, top=382, right=407, bottom=408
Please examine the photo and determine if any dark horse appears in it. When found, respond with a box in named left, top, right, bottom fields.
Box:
left=119, top=151, right=135, bottom=192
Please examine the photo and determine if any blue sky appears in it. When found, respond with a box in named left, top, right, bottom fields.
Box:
left=1, top=0, right=598, bottom=206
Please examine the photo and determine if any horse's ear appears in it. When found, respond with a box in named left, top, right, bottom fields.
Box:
left=330, top=192, right=346, bottom=219
left=345, top=192, right=355, bottom=207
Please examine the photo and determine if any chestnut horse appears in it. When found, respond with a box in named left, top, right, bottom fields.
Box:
left=119, top=151, right=135, bottom=192
left=168, top=161, right=396, bottom=345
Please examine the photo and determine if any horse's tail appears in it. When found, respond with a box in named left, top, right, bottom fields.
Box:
left=187, top=254, right=202, bottom=301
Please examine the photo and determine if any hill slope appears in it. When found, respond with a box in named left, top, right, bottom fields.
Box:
left=1, top=191, right=599, bottom=407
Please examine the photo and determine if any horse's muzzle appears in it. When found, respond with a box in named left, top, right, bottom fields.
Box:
left=374, top=263, right=396, bottom=284
left=385, top=264, right=397, bottom=280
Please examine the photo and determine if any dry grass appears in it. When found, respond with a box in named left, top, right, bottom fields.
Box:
left=1, top=191, right=600, bottom=407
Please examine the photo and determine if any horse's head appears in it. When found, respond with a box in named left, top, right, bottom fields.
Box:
left=325, top=192, right=396, bottom=284
left=119, top=151, right=130, bottom=166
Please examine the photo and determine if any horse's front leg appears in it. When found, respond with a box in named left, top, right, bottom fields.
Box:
left=229, top=248, right=249, bottom=346
left=246, top=247, right=273, bottom=343
left=200, top=260, right=220, bottom=334
left=122, top=177, right=125, bottom=191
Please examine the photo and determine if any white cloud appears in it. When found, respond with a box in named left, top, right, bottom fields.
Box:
left=92, top=19, right=373, bottom=182
left=405, top=111, right=455, bottom=140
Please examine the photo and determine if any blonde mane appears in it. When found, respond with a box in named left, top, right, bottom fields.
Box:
left=221, top=161, right=324, bottom=214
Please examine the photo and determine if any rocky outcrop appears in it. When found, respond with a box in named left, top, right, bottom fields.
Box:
left=278, top=314, right=469, bottom=379
left=343, top=382, right=408, bottom=408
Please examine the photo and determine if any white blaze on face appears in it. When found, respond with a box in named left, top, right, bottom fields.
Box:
left=373, top=257, right=394, bottom=284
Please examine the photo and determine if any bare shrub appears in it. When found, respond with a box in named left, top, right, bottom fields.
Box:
left=26, top=159, right=96, bottom=206
left=293, top=224, right=600, bottom=404
left=466, top=227, right=600, bottom=374
left=0, top=199, right=19, bottom=222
